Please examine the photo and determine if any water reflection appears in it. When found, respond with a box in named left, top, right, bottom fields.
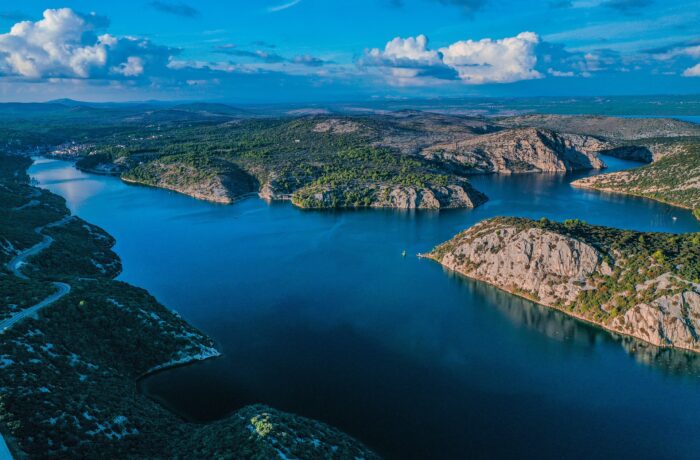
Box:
left=445, top=268, right=700, bottom=379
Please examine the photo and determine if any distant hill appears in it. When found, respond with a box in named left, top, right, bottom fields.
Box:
left=170, top=102, right=249, bottom=116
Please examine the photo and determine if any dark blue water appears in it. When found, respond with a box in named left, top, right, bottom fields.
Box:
left=30, top=157, right=700, bottom=460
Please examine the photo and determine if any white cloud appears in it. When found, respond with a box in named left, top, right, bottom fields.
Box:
left=0, top=8, right=174, bottom=80
left=653, top=44, right=700, bottom=61
left=650, top=43, right=700, bottom=78
left=683, top=63, right=700, bottom=77
left=439, top=32, right=542, bottom=84
left=0, top=9, right=109, bottom=78
left=362, top=32, right=542, bottom=86
left=373, top=35, right=442, bottom=65
left=111, top=56, right=144, bottom=76
left=267, top=0, right=302, bottom=13
left=362, top=35, right=452, bottom=85
left=548, top=68, right=575, bottom=77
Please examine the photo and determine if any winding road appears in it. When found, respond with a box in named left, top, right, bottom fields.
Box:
left=0, top=215, right=74, bottom=459
left=0, top=282, right=70, bottom=333
left=2, top=216, right=73, bottom=332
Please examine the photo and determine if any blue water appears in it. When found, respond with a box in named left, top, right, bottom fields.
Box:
left=30, top=157, right=700, bottom=460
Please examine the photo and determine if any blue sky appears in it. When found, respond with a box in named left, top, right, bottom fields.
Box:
left=0, top=0, right=698, bottom=102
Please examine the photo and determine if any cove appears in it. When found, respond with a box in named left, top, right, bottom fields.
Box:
left=30, top=156, right=700, bottom=460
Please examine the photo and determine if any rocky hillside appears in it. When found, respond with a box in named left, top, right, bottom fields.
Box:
left=497, top=115, right=700, bottom=162
left=292, top=180, right=486, bottom=210
left=422, top=128, right=606, bottom=173
left=50, top=111, right=699, bottom=210
left=122, top=154, right=258, bottom=204
left=426, top=217, right=700, bottom=352
left=572, top=144, right=700, bottom=219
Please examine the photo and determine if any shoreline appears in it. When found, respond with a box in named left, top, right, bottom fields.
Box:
left=420, top=253, right=700, bottom=355
left=75, top=166, right=123, bottom=176
left=137, top=349, right=222, bottom=381
left=120, top=176, right=260, bottom=205
left=571, top=179, right=699, bottom=219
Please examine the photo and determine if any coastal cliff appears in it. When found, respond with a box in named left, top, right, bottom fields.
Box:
left=426, top=217, right=700, bottom=352
left=290, top=180, right=487, bottom=209
left=422, top=128, right=606, bottom=173
left=122, top=155, right=258, bottom=204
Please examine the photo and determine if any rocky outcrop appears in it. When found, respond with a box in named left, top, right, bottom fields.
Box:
left=373, top=183, right=486, bottom=209
left=426, top=217, right=700, bottom=353
left=422, top=128, right=606, bottom=173
left=611, top=289, right=700, bottom=349
left=292, top=181, right=487, bottom=210
left=122, top=159, right=258, bottom=204
left=313, top=119, right=362, bottom=134
left=429, top=221, right=606, bottom=305
left=559, top=133, right=613, bottom=155
left=540, top=133, right=656, bottom=163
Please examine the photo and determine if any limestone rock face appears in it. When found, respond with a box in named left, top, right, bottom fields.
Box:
left=611, top=289, right=700, bottom=350
left=292, top=182, right=487, bottom=209
left=559, top=133, right=613, bottom=155
left=373, top=183, right=487, bottom=209
left=312, top=119, right=361, bottom=134
left=123, top=160, right=258, bottom=204
left=436, top=224, right=602, bottom=305
left=429, top=218, right=700, bottom=353
left=422, top=128, right=605, bottom=173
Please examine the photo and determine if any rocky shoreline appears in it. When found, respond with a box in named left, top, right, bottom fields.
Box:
left=571, top=145, right=700, bottom=220
left=425, top=217, right=700, bottom=353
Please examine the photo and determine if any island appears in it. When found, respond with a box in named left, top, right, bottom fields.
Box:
left=424, top=217, right=700, bottom=352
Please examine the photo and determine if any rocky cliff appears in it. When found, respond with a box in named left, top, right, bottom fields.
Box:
left=291, top=180, right=487, bottom=210
left=422, top=128, right=606, bottom=173
left=122, top=157, right=258, bottom=204
left=426, top=217, right=700, bottom=353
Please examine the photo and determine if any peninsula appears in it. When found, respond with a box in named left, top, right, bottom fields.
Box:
left=425, top=217, right=700, bottom=352
left=572, top=144, right=700, bottom=219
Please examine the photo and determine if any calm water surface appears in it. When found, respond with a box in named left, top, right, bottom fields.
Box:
left=30, top=156, right=700, bottom=459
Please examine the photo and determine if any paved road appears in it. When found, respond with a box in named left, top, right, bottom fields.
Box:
left=8, top=235, right=53, bottom=281
left=0, top=282, right=70, bottom=333
left=8, top=216, right=71, bottom=281
left=0, top=215, right=75, bottom=458
left=4, top=216, right=73, bottom=332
